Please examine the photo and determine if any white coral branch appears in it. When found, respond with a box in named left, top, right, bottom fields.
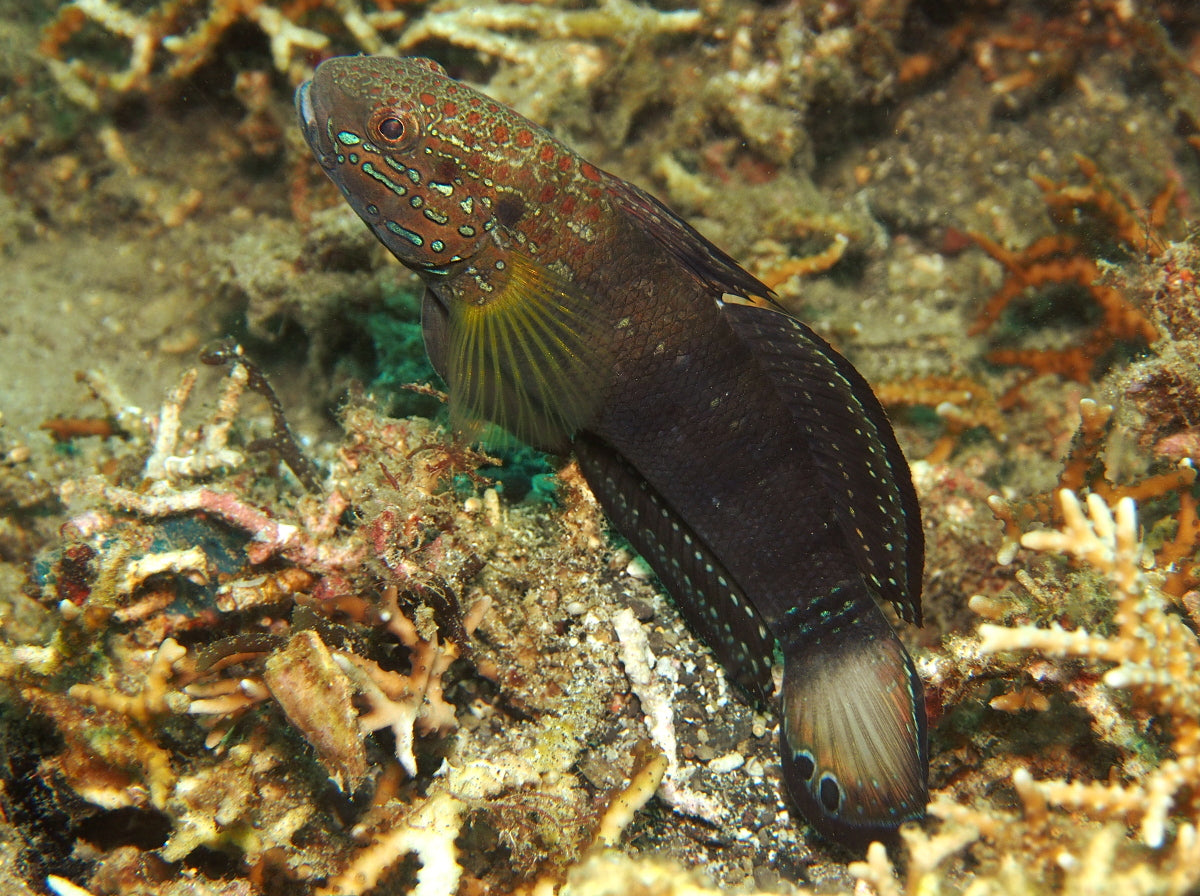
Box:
left=978, top=489, right=1200, bottom=847
left=317, top=790, right=464, bottom=896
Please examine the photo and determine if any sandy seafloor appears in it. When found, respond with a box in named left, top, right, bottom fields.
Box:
left=2, top=1, right=1200, bottom=894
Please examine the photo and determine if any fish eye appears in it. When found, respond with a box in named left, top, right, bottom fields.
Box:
left=379, top=117, right=404, bottom=140
left=368, top=107, right=419, bottom=148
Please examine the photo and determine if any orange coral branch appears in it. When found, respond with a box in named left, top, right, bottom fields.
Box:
left=970, top=156, right=1173, bottom=383
left=757, top=234, right=849, bottom=290
left=876, top=375, right=1004, bottom=462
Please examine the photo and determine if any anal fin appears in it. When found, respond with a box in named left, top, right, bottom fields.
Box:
left=574, top=433, right=776, bottom=704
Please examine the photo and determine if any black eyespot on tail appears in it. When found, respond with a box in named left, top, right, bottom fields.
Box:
left=793, top=751, right=816, bottom=782
left=819, top=775, right=842, bottom=814
left=778, top=580, right=928, bottom=847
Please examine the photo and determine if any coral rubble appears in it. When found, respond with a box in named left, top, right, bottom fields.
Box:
left=2, top=351, right=781, bottom=893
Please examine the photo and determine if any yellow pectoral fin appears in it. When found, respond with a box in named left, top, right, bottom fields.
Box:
left=446, top=251, right=611, bottom=451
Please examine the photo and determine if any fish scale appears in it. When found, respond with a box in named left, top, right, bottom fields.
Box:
left=297, top=55, right=928, bottom=846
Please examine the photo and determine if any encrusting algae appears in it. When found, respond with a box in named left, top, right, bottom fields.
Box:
left=4, top=1, right=1200, bottom=895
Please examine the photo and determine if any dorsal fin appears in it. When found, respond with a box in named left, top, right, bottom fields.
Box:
left=602, top=173, right=779, bottom=305
left=722, top=302, right=923, bottom=626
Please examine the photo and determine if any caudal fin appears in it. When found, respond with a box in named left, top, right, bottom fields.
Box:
left=779, top=582, right=927, bottom=846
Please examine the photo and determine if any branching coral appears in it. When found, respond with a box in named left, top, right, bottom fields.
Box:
left=317, top=789, right=465, bottom=896
left=968, top=156, right=1171, bottom=383
left=3, top=345, right=715, bottom=894
left=1, top=355, right=495, bottom=878
left=393, top=0, right=701, bottom=68
left=986, top=398, right=1197, bottom=567
left=969, top=231, right=1158, bottom=382
left=858, top=488, right=1200, bottom=896
left=40, top=0, right=703, bottom=110
left=42, top=0, right=358, bottom=106
left=1031, top=154, right=1175, bottom=261
left=851, top=813, right=1200, bottom=896
left=977, top=489, right=1200, bottom=848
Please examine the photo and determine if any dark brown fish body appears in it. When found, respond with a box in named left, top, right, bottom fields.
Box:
left=298, top=55, right=927, bottom=845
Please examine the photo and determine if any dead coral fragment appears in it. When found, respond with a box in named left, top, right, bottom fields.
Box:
left=317, top=789, right=464, bottom=896
left=333, top=584, right=488, bottom=778
left=41, top=0, right=703, bottom=109
left=753, top=232, right=849, bottom=292
left=875, top=375, right=1005, bottom=463
left=141, top=365, right=243, bottom=482
left=99, top=483, right=364, bottom=572
left=23, top=686, right=178, bottom=811
left=200, top=339, right=323, bottom=492
left=394, top=0, right=702, bottom=68
left=978, top=489, right=1200, bottom=847
left=69, top=636, right=187, bottom=726
left=590, top=741, right=669, bottom=849
left=263, top=629, right=367, bottom=792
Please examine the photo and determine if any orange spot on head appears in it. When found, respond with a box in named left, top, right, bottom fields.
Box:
left=539, top=184, right=557, bottom=204
left=515, top=129, right=535, bottom=148
left=539, top=145, right=556, bottom=164
left=558, top=154, right=573, bottom=172
left=559, top=195, right=577, bottom=215
left=493, top=124, right=509, bottom=144
left=419, top=92, right=437, bottom=107
left=466, top=110, right=482, bottom=126
left=442, top=100, right=458, bottom=116
left=580, top=161, right=602, bottom=182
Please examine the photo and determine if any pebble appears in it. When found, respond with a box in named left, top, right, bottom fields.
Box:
left=708, top=751, right=745, bottom=774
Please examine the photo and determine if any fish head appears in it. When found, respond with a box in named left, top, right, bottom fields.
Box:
left=296, top=56, right=497, bottom=273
